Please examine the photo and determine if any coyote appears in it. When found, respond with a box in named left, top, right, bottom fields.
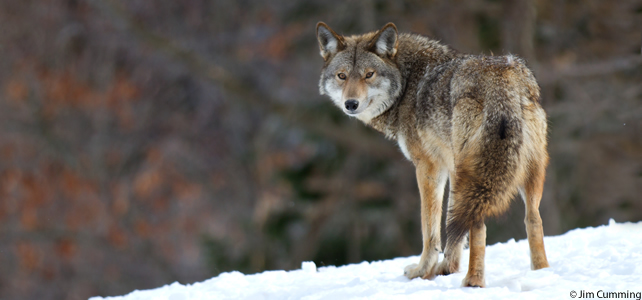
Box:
left=315, top=22, right=550, bottom=287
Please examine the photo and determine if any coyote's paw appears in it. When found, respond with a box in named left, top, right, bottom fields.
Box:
left=462, top=273, right=485, bottom=288
left=434, top=259, right=459, bottom=276
left=403, top=262, right=437, bottom=280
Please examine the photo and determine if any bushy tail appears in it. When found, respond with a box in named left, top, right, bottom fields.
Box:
left=446, top=93, right=524, bottom=247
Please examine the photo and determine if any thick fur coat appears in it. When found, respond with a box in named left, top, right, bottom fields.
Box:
left=316, top=22, right=550, bottom=287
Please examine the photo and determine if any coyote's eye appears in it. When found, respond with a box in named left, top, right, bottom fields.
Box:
left=337, top=73, right=346, bottom=80
left=365, top=72, right=374, bottom=79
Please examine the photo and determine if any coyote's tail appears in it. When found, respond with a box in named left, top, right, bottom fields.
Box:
left=446, top=85, right=525, bottom=247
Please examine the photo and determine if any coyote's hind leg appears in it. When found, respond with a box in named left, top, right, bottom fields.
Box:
left=462, top=221, right=486, bottom=287
left=521, top=160, right=549, bottom=270
left=434, top=174, right=464, bottom=276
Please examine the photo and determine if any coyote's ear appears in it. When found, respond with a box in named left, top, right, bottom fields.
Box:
left=369, top=23, right=398, bottom=58
left=316, top=22, right=345, bottom=61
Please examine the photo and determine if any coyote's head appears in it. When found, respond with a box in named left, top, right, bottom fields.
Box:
left=316, top=22, right=403, bottom=123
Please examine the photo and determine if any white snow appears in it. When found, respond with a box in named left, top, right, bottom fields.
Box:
left=92, top=219, right=642, bottom=300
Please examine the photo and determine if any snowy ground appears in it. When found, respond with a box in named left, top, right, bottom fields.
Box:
left=92, top=219, right=642, bottom=300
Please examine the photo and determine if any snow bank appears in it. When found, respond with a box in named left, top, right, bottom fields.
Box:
left=92, top=219, right=642, bottom=300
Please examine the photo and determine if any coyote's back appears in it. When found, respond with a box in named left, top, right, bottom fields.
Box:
left=316, top=22, right=550, bottom=287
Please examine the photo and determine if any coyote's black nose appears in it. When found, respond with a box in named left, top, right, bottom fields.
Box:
left=345, top=100, right=359, bottom=112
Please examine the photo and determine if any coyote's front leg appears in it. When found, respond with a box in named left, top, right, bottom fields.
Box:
left=404, top=160, right=448, bottom=279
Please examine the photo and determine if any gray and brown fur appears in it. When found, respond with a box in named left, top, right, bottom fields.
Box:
left=316, top=22, right=550, bottom=287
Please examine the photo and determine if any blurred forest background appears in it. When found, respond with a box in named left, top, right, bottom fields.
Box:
left=0, top=0, right=641, bottom=299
